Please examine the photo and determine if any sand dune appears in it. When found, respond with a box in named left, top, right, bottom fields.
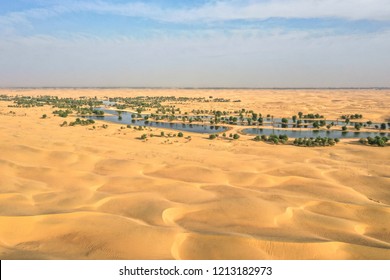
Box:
left=0, top=89, right=389, bottom=259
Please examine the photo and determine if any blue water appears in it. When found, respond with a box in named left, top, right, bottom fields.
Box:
left=83, top=109, right=228, bottom=134
left=243, top=128, right=390, bottom=139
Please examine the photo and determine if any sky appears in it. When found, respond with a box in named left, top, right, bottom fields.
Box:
left=0, top=0, right=390, bottom=88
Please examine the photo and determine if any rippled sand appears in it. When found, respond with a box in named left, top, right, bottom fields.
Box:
left=0, top=88, right=389, bottom=259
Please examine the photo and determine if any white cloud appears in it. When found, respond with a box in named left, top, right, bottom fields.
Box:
left=1, top=0, right=390, bottom=29
left=1, top=1, right=389, bottom=87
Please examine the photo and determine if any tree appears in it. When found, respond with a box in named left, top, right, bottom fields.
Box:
left=380, top=123, right=386, bottom=130
left=178, top=132, right=183, bottom=137
left=209, top=134, right=216, bottom=140
left=233, top=134, right=240, bottom=139
left=41, top=114, right=47, bottom=119
left=252, top=113, right=258, bottom=121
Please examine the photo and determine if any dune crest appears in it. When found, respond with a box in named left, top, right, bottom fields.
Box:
left=0, top=88, right=389, bottom=259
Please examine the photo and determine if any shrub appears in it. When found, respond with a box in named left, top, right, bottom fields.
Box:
left=293, top=137, right=339, bottom=147
left=362, top=136, right=388, bottom=147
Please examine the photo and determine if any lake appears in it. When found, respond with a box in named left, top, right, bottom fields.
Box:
left=243, top=128, right=390, bottom=139
left=84, top=108, right=228, bottom=134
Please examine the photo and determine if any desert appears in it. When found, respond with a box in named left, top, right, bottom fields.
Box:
left=0, top=88, right=389, bottom=260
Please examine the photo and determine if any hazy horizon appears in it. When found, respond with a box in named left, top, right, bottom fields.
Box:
left=1, top=0, right=390, bottom=88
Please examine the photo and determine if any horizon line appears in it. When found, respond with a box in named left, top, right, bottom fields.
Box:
left=1, top=87, right=390, bottom=90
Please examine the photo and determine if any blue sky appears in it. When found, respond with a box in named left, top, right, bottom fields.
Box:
left=1, top=0, right=390, bottom=87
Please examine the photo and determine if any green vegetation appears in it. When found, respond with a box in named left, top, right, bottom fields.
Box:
left=7, top=95, right=103, bottom=109
left=300, top=113, right=324, bottom=119
left=53, top=109, right=72, bottom=118
left=293, top=137, right=337, bottom=147
left=359, top=136, right=388, bottom=147
left=1, top=94, right=388, bottom=148
left=68, top=118, right=95, bottom=126
left=341, top=114, right=363, bottom=119
left=354, top=123, right=362, bottom=130
left=254, top=134, right=288, bottom=144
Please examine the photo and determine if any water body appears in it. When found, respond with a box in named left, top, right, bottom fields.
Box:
left=243, top=128, right=390, bottom=139
left=102, top=100, right=117, bottom=106
left=84, top=109, right=228, bottom=134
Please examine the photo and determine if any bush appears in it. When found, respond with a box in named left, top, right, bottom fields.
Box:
left=69, top=118, right=95, bottom=126
left=178, top=132, right=183, bottom=137
left=233, top=134, right=240, bottom=139
left=362, top=136, right=388, bottom=147
left=209, top=134, right=217, bottom=140
left=293, top=137, right=339, bottom=147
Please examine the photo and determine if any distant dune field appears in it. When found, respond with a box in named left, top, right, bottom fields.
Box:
left=0, top=88, right=389, bottom=259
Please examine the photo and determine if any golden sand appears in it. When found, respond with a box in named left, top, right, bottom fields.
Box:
left=0, top=88, right=389, bottom=259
